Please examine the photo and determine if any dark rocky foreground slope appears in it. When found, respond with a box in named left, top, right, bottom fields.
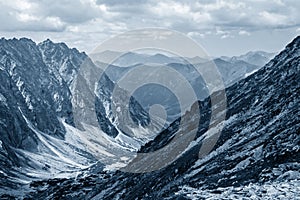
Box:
left=0, top=36, right=299, bottom=199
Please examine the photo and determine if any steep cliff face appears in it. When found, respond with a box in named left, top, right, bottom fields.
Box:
left=0, top=38, right=91, bottom=193
left=0, top=38, right=87, bottom=148
left=0, top=38, right=71, bottom=152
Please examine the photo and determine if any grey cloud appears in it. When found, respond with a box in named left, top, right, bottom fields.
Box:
left=0, top=0, right=101, bottom=32
left=0, top=0, right=299, bottom=43
left=0, top=4, right=66, bottom=32
left=0, top=0, right=300, bottom=56
left=30, top=0, right=100, bottom=24
left=193, top=0, right=300, bottom=30
left=95, top=0, right=300, bottom=35
left=96, top=0, right=147, bottom=6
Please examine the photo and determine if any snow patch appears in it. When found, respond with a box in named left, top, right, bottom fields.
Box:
left=104, top=162, right=127, bottom=171
left=245, top=69, right=259, bottom=77
left=0, top=93, right=7, bottom=106
left=176, top=180, right=300, bottom=199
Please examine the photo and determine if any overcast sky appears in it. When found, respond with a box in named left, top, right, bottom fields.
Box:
left=0, top=0, right=299, bottom=56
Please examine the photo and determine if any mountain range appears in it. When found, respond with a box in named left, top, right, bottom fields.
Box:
left=0, top=36, right=299, bottom=199
left=94, top=49, right=274, bottom=87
